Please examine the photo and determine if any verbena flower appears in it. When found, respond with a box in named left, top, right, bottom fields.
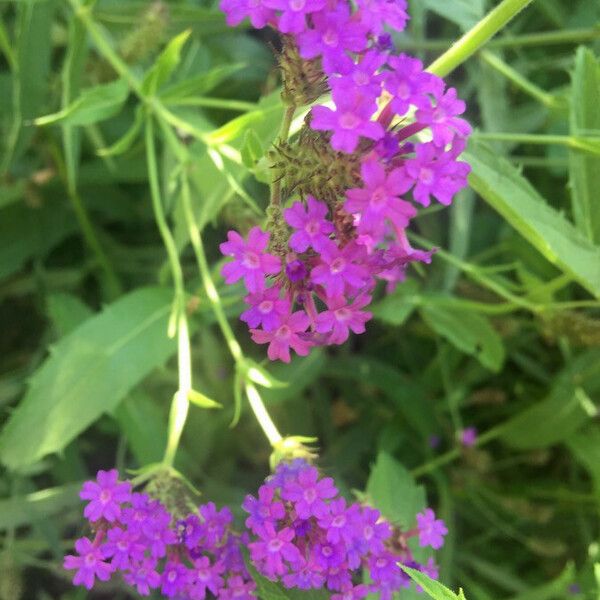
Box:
left=64, top=470, right=256, bottom=599
left=219, top=0, right=472, bottom=361
left=80, top=468, right=132, bottom=523
left=243, top=459, right=446, bottom=598
left=416, top=508, right=448, bottom=550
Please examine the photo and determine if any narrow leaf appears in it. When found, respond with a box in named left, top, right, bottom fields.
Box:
left=402, top=566, right=465, bottom=600
left=466, top=139, right=600, bottom=298
left=35, top=78, right=129, bottom=127
left=0, top=287, right=177, bottom=470
left=142, top=29, right=191, bottom=95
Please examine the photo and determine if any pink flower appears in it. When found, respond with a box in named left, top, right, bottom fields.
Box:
left=345, top=158, right=416, bottom=241
left=284, top=196, right=335, bottom=253
left=79, top=469, right=132, bottom=523
left=220, top=227, right=281, bottom=293
left=416, top=508, right=448, bottom=550
left=219, top=0, right=275, bottom=28
left=311, top=87, right=383, bottom=154
left=249, top=523, right=301, bottom=578
left=241, top=286, right=290, bottom=331
left=297, top=5, right=368, bottom=73
left=63, top=536, right=114, bottom=590
left=124, top=559, right=161, bottom=596
left=281, top=464, right=338, bottom=519
left=311, top=244, right=370, bottom=298
left=403, top=141, right=471, bottom=206
left=316, top=294, right=372, bottom=345
left=263, top=0, right=326, bottom=33
left=332, top=583, right=370, bottom=600
left=251, top=311, right=312, bottom=362
left=416, top=86, right=472, bottom=147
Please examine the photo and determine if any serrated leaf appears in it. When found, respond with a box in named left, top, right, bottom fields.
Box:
left=35, top=78, right=129, bottom=127
left=0, top=287, right=177, bottom=470
left=569, top=46, right=600, bottom=244
left=466, top=139, right=600, bottom=298
left=402, top=566, right=464, bottom=600
left=142, top=29, right=191, bottom=95
left=500, top=349, right=600, bottom=449
left=367, top=452, right=426, bottom=532
left=420, top=304, right=505, bottom=372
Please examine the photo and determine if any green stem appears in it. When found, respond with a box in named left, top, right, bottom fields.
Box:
left=164, top=97, right=258, bottom=112
left=145, top=118, right=191, bottom=468
left=270, top=105, right=296, bottom=207
left=473, top=132, right=600, bottom=155
left=427, top=0, right=536, bottom=77
left=480, top=50, right=563, bottom=109
left=246, top=383, right=283, bottom=446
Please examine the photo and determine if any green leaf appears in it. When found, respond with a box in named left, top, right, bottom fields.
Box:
left=425, top=0, right=484, bottom=30
left=420, top=305, right=505, bottom=372
left=246, top=559, right=329, bottom=600
left=142, top=29, right=191, bottom=95
left=0, top=287, right=177, bottom=470
left=240, top=129, right=264, bottom=169
left=366, top=452, right=426, bottom=531
left=466, top=139, right=600, bottom=298
left=506, top=563, right=575, bottom=600
left=402, top=566, right=465, bottom=600
left=569, top=46, right=600, bottom=244
left=98, top=105, right=144, bottom=157
left=46, top=293, right=93, bottom=337
left=371, top=279, right=421, bottom=326
left=160, top=63, right=245, bottom=101
left=187, top=389, right=223, bottom=409
left=35, top=78, right=129, bottom=127
left=500, top=350, right=600, bottom=449
left=566, top=426, right=600, bottom=493
left=0, top=483, right=81, bottom=530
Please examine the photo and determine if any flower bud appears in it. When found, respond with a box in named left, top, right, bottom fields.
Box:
left=269, top=436, right=318, bottom=470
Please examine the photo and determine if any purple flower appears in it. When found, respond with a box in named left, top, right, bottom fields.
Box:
left=249, top=523, right=301, bottom=578
left=102, top=527, right=144, bottom=570
left=282, top=557, right=325, bottom=589
left=178, top=514, right=204, bottom=550
left=251, top=311, right=312, bottom=363
left=356, top=0, right=409, bottom=33
left=220, top=227, right=281, bottom=293
left=345, top=158, right=415, bottom=240
left=357, top=506, right=391, bottom=554
left=281, top=464, right=337, bottom=519
left=311, top=244, right=370, bottom=298
left=286, top=258, right=309, bottom=282
left=416, top=508, right=448, bottom=550
left=63, top=536, right=114, bottom=590
left=200, top=502, right=234, bottom=547
left=317, top=498, right=353, bottom=544
left=219, top=0, right=275, bottom=28
left=124, top=558, right=161, bottom=596
left=161, top=561, right=189, bottom=597
left=403, top=141, right=470, bottom=206
left=263, top=0, right=326, bottom=33
left=142, top=505, right=178, bottom=558
left=330, top=50, right=386, bottom=99
left=79, top=469, right=131, bottom=523
left=284, top=196, right=334, bottom=253
left=416, top=86, right=472, bottom=147
left=243, top=484, right=286, bottom=533
left=312, top=541, right=346, bottom=570
left=241, top=286, right=289, bottom=331
left=189, top=556, right=225, bottom=599
left=316, top=294, right=372, bottom=345
left=383, top=54, right=435, bottom=117
left=311, top=87, right=384, bottom=153
left=297, top=5, right=368, bottom=73
left=460, top=426, right=478, bottom=447
left=332, top=583, right=369, bottom=600
left=368, top=551, right=403, bottom=586
left=221, top=575, right=257, bottom=600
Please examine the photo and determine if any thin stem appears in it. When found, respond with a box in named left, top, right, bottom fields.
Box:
left=473, top=132, right=600, bottom=155
left=480, top=50, right=563, bottom=109
left=270, top=105, right=296, bottom=207
left=164, top=96, right=258, bottom=112
left=246, top=383, right=283, bottom=446
left=145, top=118, right=191, bottom=468
left=427, top=0, right=536, bottom=77
left=180, top=172, right=244, bottom=364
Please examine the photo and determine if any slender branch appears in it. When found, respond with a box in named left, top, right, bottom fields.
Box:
left=246, top=383, right=283, bottom=446
left=427, top=0, right=536, bottom=77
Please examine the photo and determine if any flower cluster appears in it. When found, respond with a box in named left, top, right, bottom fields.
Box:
left=63, top=470, right=256, bottom=598
left=218, top=0, right=471, bottom=362
left=243, top=459, right=447, bottom=599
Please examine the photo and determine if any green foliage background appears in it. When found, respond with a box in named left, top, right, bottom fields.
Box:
left=0, top=0, right=600, bottom=598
